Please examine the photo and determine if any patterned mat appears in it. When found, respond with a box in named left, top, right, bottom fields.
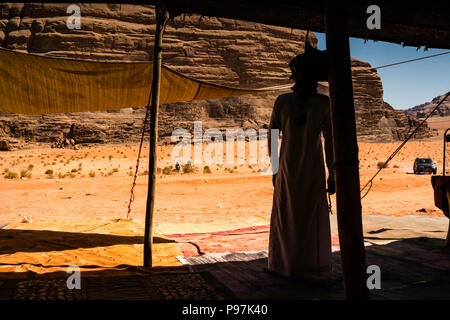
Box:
left=165, top=225, right=340, bottom=257
left=0, top=272, right=235, bottom=300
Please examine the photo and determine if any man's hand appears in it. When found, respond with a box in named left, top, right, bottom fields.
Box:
left=327, top=176, right=335, bottom=195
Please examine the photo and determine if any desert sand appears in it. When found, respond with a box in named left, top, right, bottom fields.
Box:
left=0, top=131, right=449, bottom=275
left=0, top=139, right=448, bottom=227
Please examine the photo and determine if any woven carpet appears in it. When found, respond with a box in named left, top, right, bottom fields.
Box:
left=165, top=225, right=340, bottom=257
left=0, top=272, right=236, bottom=300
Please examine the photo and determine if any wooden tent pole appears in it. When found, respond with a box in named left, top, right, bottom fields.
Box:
left=446, top=187, right=450, bottom=247
left=324, top=1, right=369, bottom=299
left=144, top=5, right=169, bottom=267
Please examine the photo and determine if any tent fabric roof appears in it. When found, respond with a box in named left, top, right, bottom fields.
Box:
left=0, top=48, right=291, bottom=115
left=158, top=0, right=450, bottom=49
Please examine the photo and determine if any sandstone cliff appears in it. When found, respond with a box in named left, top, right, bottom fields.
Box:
left=405, top=93, right=450, bottom=118
left=0, top=3, right=433, bottom=149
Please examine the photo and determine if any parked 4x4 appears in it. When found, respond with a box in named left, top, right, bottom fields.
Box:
left=413, top=158, right=437, bottom=174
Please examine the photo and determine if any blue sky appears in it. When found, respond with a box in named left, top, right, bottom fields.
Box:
left=315, top=33, right=450, bottom=110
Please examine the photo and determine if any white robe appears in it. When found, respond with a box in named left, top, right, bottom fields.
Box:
left=268, top=91, right=334, bottom=279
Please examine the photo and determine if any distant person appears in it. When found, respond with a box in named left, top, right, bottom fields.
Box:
left=174, top=161, right=181, bottom=174
left=267, top=42, right=335, bottom=281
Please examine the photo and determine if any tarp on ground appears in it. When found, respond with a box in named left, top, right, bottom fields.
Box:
left=0, top=48, right=292, bottom=115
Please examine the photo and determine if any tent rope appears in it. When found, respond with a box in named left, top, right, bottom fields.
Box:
left=127, top=17, right=169, bottom=219
left=127, top=104, right=151, bottom=219
left=372, top=51, right=450, bottom=70
left=360, top=90, right=450, bottom=200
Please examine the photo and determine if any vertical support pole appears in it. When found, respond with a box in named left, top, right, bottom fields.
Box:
left=443, top=128, right=449, bottom=176
left=144, top=5, right=169, bottom=267
left=445, top=186, right=450, bottom=247
left=324, top=1, right=369, bottom=299
left=445, top=129, right=450, bottom=246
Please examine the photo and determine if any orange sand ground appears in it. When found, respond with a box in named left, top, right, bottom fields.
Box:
left=0, top=219, right=185, bottom=278
left=0, top=136, right=449, bottom=277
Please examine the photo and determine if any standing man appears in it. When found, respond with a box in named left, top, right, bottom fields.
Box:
left=267, top=42, right=335, bottom=280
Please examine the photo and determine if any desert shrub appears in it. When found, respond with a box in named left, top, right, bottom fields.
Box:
left=377, top=161, right=388, bottom=169
left=112, top=168, right=119, bottom=173
left=4, top=171, right=18, bottom=179
left=20, top=170, right=32, bottom=178
left=203, top=166, right=211, bottom=174
left=89, top=170, right=96, bottom=178
left=71, top=168, right=78, bottom=173
left=28, top=164, right=34, bottom=170
left=183, top=164, right=195, bottom=174
left=162, top=166, right=172, bottom=175
left=156, top=167, right=162, bottom=174
left=45, top=169, right=54, bottom=175
left=393, top=165, right=399, bottom=168
left=109, top=155, right=113, bottom=160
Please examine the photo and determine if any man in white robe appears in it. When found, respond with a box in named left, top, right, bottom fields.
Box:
left=267, top=43, right=335, bottom=280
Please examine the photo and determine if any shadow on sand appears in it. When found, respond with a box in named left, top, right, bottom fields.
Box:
left=0, top=229, right=174, bottom=255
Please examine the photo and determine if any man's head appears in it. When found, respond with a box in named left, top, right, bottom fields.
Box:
left=289, top=41, right=328, bottom=86
left=289, top=54, right=306, bottom=84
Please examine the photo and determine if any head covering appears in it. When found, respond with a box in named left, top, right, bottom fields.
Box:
left=289, top=41, right=328, bottom=82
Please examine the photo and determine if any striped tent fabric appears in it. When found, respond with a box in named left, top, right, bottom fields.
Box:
left=0, top=48, right=291, bottom=115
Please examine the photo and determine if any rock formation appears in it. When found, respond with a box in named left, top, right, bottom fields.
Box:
left=0, top=3, right=433, bottom=149
left=405, top=93, right=450, bottom=118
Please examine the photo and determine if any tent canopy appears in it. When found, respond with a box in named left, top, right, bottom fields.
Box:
left=159, top=0, right=450, bottom=49
left=0, top=48, right=291, bottom=115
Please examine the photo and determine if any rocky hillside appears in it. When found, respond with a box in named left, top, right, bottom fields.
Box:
left=405, top=93, right=450, bottom=118
left=0, top=3, right=434, bottom=149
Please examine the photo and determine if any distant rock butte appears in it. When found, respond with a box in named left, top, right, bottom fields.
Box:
left=0, top=3, right=433, bottom=149
left=405, top=94, right=450, bottom=118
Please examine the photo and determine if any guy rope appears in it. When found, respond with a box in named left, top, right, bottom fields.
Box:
left=127, top=15, right=170, bottom=219
left=360, top=91, right=450, bottom=200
